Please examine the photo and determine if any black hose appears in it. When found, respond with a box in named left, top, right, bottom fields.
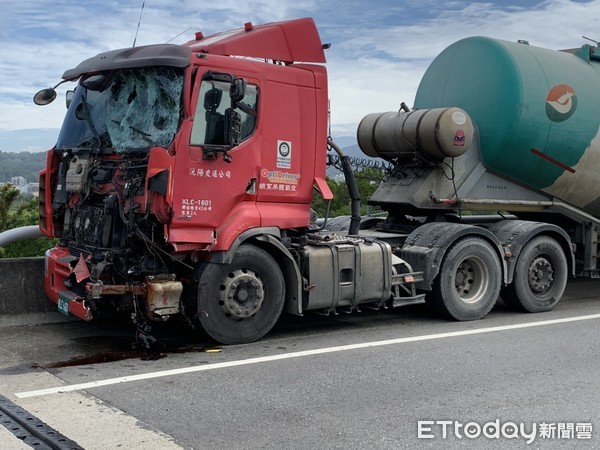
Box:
left=328, top=139, right=361, bottom=235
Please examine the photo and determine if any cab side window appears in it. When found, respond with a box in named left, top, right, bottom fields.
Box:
left=190, top=79, right=258, bottom=146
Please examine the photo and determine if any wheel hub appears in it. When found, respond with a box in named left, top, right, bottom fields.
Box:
left=219, top=269, right=265, bottom=319
left=528, top=257, right=554, bottom=294
left=454, top=257, right=488, bottom=304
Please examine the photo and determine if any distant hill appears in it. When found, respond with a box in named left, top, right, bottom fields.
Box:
left=0, top=151, right=47, bottom=184
left=340, top=144, right=368, bottom=160
left=330, top=136, right=357, bottom=148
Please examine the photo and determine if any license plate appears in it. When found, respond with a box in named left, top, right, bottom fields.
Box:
left=58, top=297, right=70, bottom=316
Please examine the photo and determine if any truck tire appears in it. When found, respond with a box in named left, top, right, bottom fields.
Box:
left=501, top=236, right=567, bottom=313
left=197, top=244, right=285, bottom=344
left=429, top=237, right=500, bottom=321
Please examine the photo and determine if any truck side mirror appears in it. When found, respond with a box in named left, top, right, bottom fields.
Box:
left=33, top=88, right=57, bottom=106
left=230, top=78, right=246, bottom=105
left=33, top=79, right=70, bottom=106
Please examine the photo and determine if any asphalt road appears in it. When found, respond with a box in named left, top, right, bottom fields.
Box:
left=1, top=279, right=600, bottom=449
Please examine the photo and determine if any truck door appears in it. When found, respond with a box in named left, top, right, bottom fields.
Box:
left=169, top=69, right=261, bottom=249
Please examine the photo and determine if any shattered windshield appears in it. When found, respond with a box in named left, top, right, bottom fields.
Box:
left=56, top=67, right=183, bottom=153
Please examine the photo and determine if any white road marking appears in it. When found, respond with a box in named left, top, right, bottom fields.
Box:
left=0, top=347, right=183, bottom=449
left=15, top=313, right=600, bottom=399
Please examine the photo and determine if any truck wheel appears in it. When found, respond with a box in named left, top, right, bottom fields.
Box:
left=197, top=244, right=285, bottom=344
left=501, top=236, right=567, bottom=312
left=429, top=237, right=500, bottom=321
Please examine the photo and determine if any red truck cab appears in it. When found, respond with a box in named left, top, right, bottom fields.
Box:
left=38, top=18, right=422, bottom=345
left=39, top=19, right=334, bottom=341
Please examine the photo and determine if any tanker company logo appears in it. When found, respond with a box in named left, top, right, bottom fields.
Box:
left=453, top=130, right=466, bottom=146
left=261, top=169, right=301, bottom=185
left=545, top=84, right=577, bottom=122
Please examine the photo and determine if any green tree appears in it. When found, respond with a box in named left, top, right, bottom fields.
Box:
left=0, top=185, right=55, bottom=258
left=312, top=167, right=386, bottom=219
left=0, top=184, right=20, bottom=231
left=0, top=151, right=46, bottom=183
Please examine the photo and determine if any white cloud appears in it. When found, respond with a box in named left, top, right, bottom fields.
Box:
left=1, top=0, right=599, bottom=150
left=327, top=56, right=428, bottom=137
left=328, top=0, right=600, bottom=135
left=343, top=0, right=600, bottom=60
left=0, top=99, right=65, bottom=131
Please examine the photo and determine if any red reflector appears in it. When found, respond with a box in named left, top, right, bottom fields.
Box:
left=244, top=22, right=253, bottom=31
left=195, top=31, right=204, bottom=40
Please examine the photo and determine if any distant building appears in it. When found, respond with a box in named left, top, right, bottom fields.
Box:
left=10, top=176, right=27, bottom=187
left=21, top=183, right=39, bottom=196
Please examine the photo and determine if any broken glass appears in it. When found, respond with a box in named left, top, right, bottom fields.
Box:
left=56, top=67, right=183, bottom=153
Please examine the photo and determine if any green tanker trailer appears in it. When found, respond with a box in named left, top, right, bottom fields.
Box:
left=415, top=36, right=600, bottom=215
left=357, top=37, right=600, bottom=321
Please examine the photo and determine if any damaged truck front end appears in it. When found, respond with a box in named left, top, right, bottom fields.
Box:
left=39, top=45, right=191, bottom=326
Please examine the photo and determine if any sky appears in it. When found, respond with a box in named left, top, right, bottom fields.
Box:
left=0, top=0, right=598, bottom=152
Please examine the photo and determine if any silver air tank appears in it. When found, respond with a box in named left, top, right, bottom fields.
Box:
left=357, top=107, right=474, bottom=161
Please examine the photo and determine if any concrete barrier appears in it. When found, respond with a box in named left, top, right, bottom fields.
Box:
left=0, top=257, right=69, bottom=327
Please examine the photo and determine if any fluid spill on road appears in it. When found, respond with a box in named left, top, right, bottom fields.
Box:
left=38, top=335, right=220, bottom=368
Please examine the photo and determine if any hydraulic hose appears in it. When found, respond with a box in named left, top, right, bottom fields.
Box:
left=328, top=139, right=361, bottom=235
